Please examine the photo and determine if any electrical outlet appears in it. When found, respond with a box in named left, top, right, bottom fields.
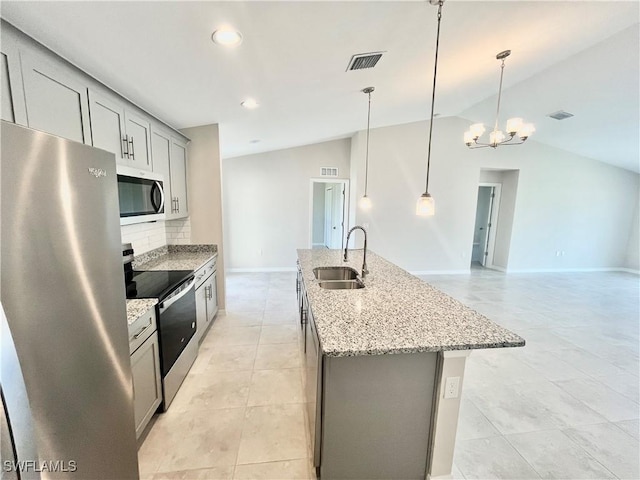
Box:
left=444, top=376, right=460, bottom=399
left=555, top=251, right=561, bottom=257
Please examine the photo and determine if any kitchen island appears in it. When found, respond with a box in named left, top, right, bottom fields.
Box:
left=296, top=248, right=524, bottom=480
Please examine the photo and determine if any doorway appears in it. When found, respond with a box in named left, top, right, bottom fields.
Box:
left=309, top=179, right=349, bottom=249
left=471, top=183, right=501, bottom=268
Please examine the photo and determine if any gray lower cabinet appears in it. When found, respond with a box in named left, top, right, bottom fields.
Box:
left=194, top=257, right=218, bottom=344
left=297, top=268, right=437, bottom=480
left=21, top=51, right=91, bottom=144
left=129, top=307, right=162, bottom=439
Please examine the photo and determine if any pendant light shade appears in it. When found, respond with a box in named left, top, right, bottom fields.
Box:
left=416, top=193, right=435, bottom=216
left=416, top=0, right=445, bottom=217
left=360, top=86, right=375, bottom=210
left=359, top=194, right=372, bottom=210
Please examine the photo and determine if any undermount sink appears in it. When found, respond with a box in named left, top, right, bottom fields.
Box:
left=313, top=266, right=359, bottom=281
left=318, top=279, right=365, bottom=290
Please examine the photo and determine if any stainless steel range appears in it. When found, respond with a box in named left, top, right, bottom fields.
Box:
left=123, top=244, right=198, bottom=410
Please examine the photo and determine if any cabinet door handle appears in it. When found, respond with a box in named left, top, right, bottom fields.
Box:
left=129, top=137, right=135, bottom=160
left=133, top=320, right=153, bottom=339
left=176, top=197, right=180, bottom=213
left=122, top=135, right=129, bottom=159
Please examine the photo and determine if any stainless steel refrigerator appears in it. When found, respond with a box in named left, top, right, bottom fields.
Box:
left=1, top=121, right=139, bottom=479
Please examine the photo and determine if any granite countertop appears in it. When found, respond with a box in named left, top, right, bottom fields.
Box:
left=126, top=299, right=158, bottom=325
left=134, top=244, right=217, bottom=272
left=297, top=249, right=525, bottom=357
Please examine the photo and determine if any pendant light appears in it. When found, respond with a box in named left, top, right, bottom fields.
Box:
left=360, top=87, right=375, bottom=210
left=416, top=0, right=445, bottom=217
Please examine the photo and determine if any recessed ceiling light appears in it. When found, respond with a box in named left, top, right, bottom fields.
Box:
left=211, top=27, right=243, bottom=47
left=241, top=98, right=259, bottom=109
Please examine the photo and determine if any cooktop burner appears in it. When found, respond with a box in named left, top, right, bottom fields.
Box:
left=125, top=270, right=193, bottom=301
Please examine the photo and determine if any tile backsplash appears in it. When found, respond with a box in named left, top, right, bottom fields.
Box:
left=120, top=218, right=191, bottom=255
left=165, top=218, right=192, bottom=245
left=120, top=221, right=167, bottom=255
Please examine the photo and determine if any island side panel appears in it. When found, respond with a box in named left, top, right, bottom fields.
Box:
left=428, top=351, right=471, bottom=479
left=321, top=352, right=438, bottom=480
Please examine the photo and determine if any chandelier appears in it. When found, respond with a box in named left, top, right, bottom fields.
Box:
left=464, top=50, right=534, bottom=149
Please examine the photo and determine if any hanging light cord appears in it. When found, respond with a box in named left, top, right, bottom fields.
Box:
left=364, top=89, right=372, bottom=197
left=493, top=57, right=506, bottom=134
left=424, top=0, right=443, bottom=194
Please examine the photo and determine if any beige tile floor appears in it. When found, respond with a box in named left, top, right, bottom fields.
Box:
left=139, top=269, right=639, bottom=480
left=139, top=272, right=313, bottom=480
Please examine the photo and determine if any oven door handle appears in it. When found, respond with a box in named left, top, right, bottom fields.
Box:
left=159, top=277, right=196, bottom=313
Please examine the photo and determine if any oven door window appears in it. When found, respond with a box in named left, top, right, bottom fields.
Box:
left=118, top=175, right=164, bottom=217
left=158, top=282, right=196, bottom=376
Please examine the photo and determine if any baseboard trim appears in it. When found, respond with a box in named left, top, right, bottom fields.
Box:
left=618, top=268, right=640, bottom=275
left=227, top=267, right=297, bottom=273
left=410, top=269, right=471, bottom=275
left=506, top=267, right=639, bottom=274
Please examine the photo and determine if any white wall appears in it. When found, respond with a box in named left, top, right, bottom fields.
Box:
left=351, top=116, right=639, bottom=273
left=223, top=139, right=351, bottom=270
left=181, top=124, right=226, bottom=309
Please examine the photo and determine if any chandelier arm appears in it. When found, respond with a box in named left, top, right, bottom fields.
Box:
left=424, top=0, right=443, bottom=194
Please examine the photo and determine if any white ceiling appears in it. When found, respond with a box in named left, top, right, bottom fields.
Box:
left=1, top=1, right=639, bottom=172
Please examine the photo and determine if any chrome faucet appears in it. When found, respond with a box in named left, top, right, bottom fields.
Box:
left=344, top=225, right=369, bottom=278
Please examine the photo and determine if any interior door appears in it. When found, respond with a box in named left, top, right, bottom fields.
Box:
left=480, top=187, right=495, bottom=267
left=324, top=187, right=334, bottom=248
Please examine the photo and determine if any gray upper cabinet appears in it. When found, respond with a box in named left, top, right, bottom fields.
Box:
left=89, top=90, right=154, bottom=171
left=124, top=111, right=152, bottom=171
left=1, top=53, right=14, bottom=122
left=151, top=127, right=173, bottom=209
left=88, top=90, right=126, bottom=161
left=170, top=137, right=189, bottom=218
left=1, top=38, right=29, bottom=126
left=21, top=52, right=91, bottom=144
left=151, top=127, right=191, bottom=220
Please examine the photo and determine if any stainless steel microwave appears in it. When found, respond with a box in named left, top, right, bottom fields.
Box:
left=116, top=166, right=165, bottom=225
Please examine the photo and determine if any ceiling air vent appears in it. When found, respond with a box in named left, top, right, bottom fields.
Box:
left=320, top=167, right=339, bottom=177
left=547, top=110, right=574, bottom=120
left=346, top=52, right=383, bottom=71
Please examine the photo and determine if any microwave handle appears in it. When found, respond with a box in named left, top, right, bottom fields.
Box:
left=151, top=181, right=165, bottom=214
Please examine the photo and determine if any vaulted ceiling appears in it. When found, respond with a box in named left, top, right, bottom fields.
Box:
left=1, top=1, right=638, bottom=171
